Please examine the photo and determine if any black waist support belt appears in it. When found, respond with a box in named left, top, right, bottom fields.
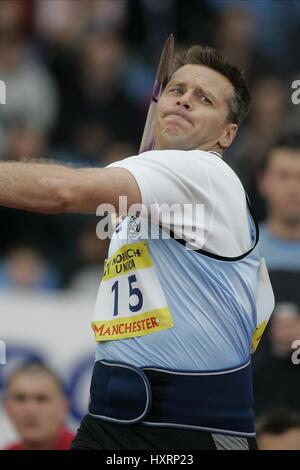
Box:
left=88, top=359, right=255, bottom=437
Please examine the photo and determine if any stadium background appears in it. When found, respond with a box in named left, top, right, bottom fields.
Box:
left=0, top=0, right=299, bottom=448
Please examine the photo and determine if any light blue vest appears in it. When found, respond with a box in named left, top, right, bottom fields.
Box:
left=95, top=202, right=259, bottom=372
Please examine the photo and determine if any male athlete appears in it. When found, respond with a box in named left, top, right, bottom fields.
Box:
left=0, top=45, right=274, bottom=450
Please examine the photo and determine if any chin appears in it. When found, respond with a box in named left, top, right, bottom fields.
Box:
left=22, top=427, right=45, bottom=440
left=157, top=134, right=191, bottom=151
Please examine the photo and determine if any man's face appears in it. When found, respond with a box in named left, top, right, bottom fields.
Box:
left=259, top=148, right=300, bottom=224
left=153, top=64, right=238, bottom=151
left=4, top=372, right=67, bottom=447
left=258, top=428, right=300, bottom=450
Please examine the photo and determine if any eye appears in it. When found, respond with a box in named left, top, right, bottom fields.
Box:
left=12, top=393, right=27, bottom=402
left=200, top=95, right=211, bottom=104
left=169, top=87, right=183, bottom=95
left=36, top=394, right=50, bottom=403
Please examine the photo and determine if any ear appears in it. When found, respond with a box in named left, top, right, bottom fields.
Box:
left=219, top=123, right=238, bottom=149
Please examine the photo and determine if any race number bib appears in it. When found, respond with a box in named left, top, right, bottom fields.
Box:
left=92, top=241, right=174, bottom=342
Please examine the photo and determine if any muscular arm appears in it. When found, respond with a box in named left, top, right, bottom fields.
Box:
left=0, top=161, right=141, bottom=214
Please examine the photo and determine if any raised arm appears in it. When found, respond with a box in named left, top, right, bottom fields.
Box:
left=0, top=161, right=141, bottom=214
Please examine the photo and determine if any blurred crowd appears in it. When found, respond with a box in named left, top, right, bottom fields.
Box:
left=0, top=0, right=299, bottom=290
left=0, top=0, right=300, bottom=450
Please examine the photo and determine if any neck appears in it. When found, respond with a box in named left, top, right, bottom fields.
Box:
left=154, top=142, right=224, bottom=155
left=208, top=144, right=224, bottom=156
left=21, top=432, right=59, bottom=451
left=267, top=216, right=300, bottom=241
left=196, top=141, right=224, bottom=154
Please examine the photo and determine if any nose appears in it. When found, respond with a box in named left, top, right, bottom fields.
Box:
left=176, top=92, right=191, bottom=110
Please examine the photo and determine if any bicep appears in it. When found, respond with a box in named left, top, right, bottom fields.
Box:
left=66, top=167, right=142, bottom=214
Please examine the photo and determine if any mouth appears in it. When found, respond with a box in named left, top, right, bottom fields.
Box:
left=22, top=421, right=41, bottom=432
left=164, top=112, right=193, bottom=126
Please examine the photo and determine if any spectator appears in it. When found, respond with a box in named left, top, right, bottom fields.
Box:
left=256, top=409, right=300, bottom=450
left=213, top=6, right=273, bottom=84
left=252, top=133, right=300, bottom=416
left=101, top=141, right=137, bottom=166
left=0, top=25, right=57, bottom=158
left=0, top=245, right=61, bottom=291
left=228, top=77, right=289, bottom=192
left=5, top=128, right=47, bottom=161
left=35, top=0, right=127, bottom=47
left=70, top=221, right=109, bottom=293
left=3, top=362, right=74, bottom=450
left=258, top=133, right=300, bottom=271
left=54, top=27, right=142, bottom=151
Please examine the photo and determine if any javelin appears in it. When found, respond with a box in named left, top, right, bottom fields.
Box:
left=139, top=34, right=175, bottom=154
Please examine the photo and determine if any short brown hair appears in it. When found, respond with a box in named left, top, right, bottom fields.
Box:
left=259, top=131, right=300, bottom=173
left=168, top=45, right=251, bottom=126
left=256, top=408, right=300, bottom=436
left=6, top=362, right=65, bottom=395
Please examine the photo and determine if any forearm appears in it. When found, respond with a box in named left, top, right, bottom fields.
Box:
left=0, top=161, right=77, bottom=213
left=0, top=161, right=141, bottom=214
